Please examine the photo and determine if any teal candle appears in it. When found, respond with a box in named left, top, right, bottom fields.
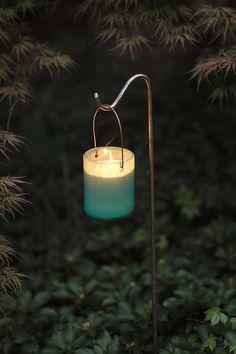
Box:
left=83, top=146, right=135, bottom=219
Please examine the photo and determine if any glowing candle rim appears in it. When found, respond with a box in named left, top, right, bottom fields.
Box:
left=83, top=146, right=134, bottom=164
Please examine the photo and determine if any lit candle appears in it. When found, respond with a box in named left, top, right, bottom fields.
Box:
left=83, top=146, right=135, bottom=219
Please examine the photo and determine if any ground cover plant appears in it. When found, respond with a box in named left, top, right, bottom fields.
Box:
left=1, top=1, right=236, bottom=353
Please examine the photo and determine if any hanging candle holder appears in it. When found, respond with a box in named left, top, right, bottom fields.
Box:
left=83, top=74, right=158, bottom=353
left=83, top=107, right=135, bottom=219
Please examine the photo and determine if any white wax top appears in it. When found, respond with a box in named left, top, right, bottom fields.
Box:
left=83, top=146, right=135, bottom=178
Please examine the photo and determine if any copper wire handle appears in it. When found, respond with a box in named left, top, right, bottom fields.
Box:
left=92, top=106, right=124, bottom=169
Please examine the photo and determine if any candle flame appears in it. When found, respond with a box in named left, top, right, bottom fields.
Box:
left=103, top=148, right=109, bottom=156
left=109, top=151, right=113, bottom=163
left=102, top=148, right=114, bottom=162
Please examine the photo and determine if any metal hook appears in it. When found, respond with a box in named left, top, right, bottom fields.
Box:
left=92, top=107, right=124, bottom=170
left=93, top=74, right=158, bottom=353
left=94, top=74, right=151, bottom=111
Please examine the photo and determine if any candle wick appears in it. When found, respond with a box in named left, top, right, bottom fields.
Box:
left=106, top=135, right=116, bottom=147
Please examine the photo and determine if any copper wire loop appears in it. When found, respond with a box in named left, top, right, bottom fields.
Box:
left=92, top=106, right=124, bottom=170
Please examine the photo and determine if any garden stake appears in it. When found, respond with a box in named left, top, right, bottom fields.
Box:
left=85, top=74, right=158, bottom=353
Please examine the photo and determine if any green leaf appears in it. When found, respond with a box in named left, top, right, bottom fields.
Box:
left=94, top=330, right=119, bottom=353
left=34, top=291, right=50, bottom=307
left=175, top=186, right=201, bottom=219
left=64, top=324, right=76, bottom=345
left=225, top=331, right=236, bottom=343
left=102, top=297, right=117, bottom=306
left=202, top=335, right=217, bottom=352
left=195, top=5, right=236, bottom=42
left=230, top=341, right=236, bottom=354
left=220, top=312, right=228, bottom=324
left=211, top=313, right=220, bottom=325
left=94, top=346, right=103, bottom=354
left=230, top=318, right=236, bottom=330
left=205, top=307, right=228, bottom=326
left=107, top=336, right=119, bottom=352
left=0, top=8, right=18, bottom=23
left=39, top=307, right=57, bottom=317
left=96, top=330, right=112, bottom=347
left=163, top=297, right=179, bottom=308
left=158, top=234, right=169, bottom=251
left=50, top=332, right=66, bottom=350
left=34, top=45, right=74, bottom=74
left=12, top=37, right=35, bottom=60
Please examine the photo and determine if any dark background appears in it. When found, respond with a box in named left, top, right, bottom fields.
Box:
left=1, top=4, right=236, bottom=353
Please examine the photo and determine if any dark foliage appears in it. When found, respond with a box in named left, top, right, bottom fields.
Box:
left=0, top=1, right=236, bottom=353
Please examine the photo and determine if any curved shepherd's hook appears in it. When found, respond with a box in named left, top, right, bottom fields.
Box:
left=94, top=74, right=158, bottom=354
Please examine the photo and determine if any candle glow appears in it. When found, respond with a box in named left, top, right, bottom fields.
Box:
left=83, top=146, right=135, bottom=219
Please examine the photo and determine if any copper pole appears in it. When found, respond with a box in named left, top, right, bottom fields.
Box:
left=94, top=74, right=158, bottom=353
